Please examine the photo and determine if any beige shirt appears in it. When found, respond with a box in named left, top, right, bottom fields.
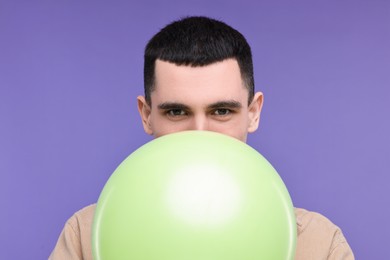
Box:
left=49, top=204, right=354, bottom=259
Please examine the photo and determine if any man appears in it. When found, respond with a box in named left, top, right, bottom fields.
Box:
left=50, top=16, right=354, bottom=259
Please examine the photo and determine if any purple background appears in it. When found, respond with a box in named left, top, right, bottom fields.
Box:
left=1, top=0, right=389, bottom=259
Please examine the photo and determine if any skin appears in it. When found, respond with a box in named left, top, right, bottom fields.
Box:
left=137, top=58, right=264, bottom=142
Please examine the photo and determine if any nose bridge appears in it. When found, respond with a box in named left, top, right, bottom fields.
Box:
left=192, top=114, right=209, bottom=131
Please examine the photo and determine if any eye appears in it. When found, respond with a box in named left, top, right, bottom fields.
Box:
left=213, top=109, right=231, bottom=116
left=167, top=109, right=187, bottom=117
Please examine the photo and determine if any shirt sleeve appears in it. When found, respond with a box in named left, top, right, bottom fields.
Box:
left=328, top=229, right=355, bottom=260
left=48, top=217, right=83, bottom=260
left=49, top=205, right=95, bottom=260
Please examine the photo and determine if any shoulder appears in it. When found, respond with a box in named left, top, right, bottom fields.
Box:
left=66, top=204, right=96, bottom=229
left=72, top=204, right=96, bottom=222
left=294, top=207, right=354, bottom=259
left=66, top=204, right=96, bottom=239
left=49, top=204, right=97, bottom=259
left=295, top=207, right=341, bottom=235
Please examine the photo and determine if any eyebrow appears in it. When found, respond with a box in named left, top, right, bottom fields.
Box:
left=157, top=100, right=242, bottom=110
left=207, top=100, right=242, bottom=110
left=158, top=102, right=191, bottom=110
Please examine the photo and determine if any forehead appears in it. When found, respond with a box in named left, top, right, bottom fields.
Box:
left=152, top=59, right=248, bottom=104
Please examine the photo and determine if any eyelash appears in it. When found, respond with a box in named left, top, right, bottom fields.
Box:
left=166, top=110, right=186, bottom=117
left=165, top=108, right=234, bottom=117
left=212, top=109, right=232, bottom=116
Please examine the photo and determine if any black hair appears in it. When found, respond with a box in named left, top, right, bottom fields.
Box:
left=144, top=16, right=254, bottom=105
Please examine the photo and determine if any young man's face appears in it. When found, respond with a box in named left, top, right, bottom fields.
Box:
left=138, top=59, right=263, bottom=142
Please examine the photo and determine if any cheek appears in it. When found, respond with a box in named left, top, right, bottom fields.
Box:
left=209, top=120, right=248, bottom=141
left=151, top=117, right=190, bottom=137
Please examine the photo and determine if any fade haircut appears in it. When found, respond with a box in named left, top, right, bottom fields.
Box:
left=144, top=16, right=255, bottom=105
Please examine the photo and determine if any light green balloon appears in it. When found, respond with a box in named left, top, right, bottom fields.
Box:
left=93, top=131, right=296, bottom=260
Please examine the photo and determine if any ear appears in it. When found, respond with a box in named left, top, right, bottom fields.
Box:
left=137, top=96, right=153, bottom=135
left=247, top=92, right=264, bottom=133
